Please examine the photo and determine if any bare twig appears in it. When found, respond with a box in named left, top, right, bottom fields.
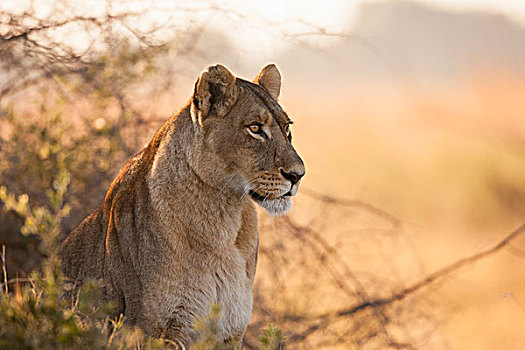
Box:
left=0, top=277, right=38, bottom=289
left=335, top=223, right=525, bottom=316
left=284, top=222, right=525, bottom=344
left=301, top=187, right=402, bottom=228
left=1, top=245, right=7, bottom=294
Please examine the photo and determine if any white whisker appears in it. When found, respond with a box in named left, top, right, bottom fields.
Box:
left=240, top=178, right=261, bottom=202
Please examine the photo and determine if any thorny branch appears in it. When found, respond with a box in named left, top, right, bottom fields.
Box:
left=302, top=187, right=402, bottom=228
left=319, top=224, right=525, bottom=323
left=1, top=14, right=135, bottom=43
left=277, top=192, right=525, bottom=345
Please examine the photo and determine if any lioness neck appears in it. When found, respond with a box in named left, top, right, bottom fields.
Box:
left=147, top=103, right=246, bottom=251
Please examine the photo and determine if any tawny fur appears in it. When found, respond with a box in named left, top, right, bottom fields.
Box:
left=58, top=64, right=304, bottom=347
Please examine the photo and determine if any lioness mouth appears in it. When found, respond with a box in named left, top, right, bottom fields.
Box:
left=249, top=190, right=266, bottom=201
left=249, top=190, right=292, bottom=202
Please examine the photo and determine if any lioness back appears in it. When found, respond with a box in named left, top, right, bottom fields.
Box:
left=60, top=126, right=166, bottom=282
left=59, top=64, right=305, bottom=347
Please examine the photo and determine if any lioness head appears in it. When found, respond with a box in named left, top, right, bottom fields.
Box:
left=188, top=64, right=305, bottom=215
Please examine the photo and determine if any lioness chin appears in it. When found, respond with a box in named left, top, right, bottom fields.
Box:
left=59, top=63, right=304, bottom=347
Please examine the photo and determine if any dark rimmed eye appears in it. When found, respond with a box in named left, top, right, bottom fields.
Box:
left=248, top=124, right=262, bottom=134
left=284, top=124, right=292, bottom=140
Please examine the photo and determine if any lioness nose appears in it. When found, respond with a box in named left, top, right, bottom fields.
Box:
left=280, top=169, right=304, bottom=185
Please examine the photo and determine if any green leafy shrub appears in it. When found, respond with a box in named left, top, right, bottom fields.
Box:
left=259, top=323, right=284, bottom=350
left=0, top=183, right=284, bottom=349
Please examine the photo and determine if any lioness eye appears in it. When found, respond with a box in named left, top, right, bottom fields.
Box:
left=248, top=124, right=262, bottom=133
left=284, top=124, right=292, bottom=141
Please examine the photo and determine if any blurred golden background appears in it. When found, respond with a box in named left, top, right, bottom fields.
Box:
left=1, top=0, right=525, bottom=349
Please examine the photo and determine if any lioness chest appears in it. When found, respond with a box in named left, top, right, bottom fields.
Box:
left=143, top=244, right=253, bottom=342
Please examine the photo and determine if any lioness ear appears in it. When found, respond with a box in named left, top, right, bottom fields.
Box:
left=191, top=64, right=237, bottom=126
left=254, top=64, right=281, bottom=101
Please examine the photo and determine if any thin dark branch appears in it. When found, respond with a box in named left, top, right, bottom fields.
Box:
left=0, top=13, right=136, bottom=42
left=287, top=223, right=525, bottom=343
left=333, top=223, right=525, bottom=317
left=301, top=187, right=402, bottom=228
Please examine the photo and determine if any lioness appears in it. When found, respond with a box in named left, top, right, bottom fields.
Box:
left=59, top=64, right=304, bottom=347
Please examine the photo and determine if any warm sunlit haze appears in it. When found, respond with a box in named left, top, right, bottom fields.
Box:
left=1, top=0, right=525, bottom=349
